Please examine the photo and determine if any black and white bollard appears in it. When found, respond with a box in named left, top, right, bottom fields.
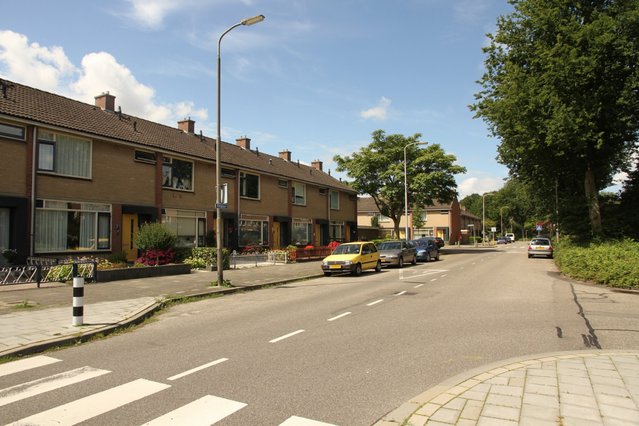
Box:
left=72, top=275, right=84, bottom=326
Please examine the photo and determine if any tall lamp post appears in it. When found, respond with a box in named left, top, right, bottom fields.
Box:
left=216, top=14, right=265, bottom=286
left=482, top=192, right=493, bottom=245
left=404, top=141, right=427, bottom=240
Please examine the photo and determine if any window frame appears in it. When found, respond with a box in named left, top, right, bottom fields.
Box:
left=292, top=182, right=306, bottom=206
left=239, top=171, right=260, bottom=199
left=0, top=122, right=26, bottom=140
left=329, top=190, right=340, bottom=210
left=134, top=150, right=156, bottom=164
left=36, top=131, right=92, bottom=178
left=162, top=156, right=194, bottom=191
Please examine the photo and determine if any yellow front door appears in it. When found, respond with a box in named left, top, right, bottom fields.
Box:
left=272, top=222, right=281, bottom=249
left=122, top=214, right=139, bottom=262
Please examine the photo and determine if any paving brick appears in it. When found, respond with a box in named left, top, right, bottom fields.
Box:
left=490, top=384, right=524, bottom=397
left=593, top=383, right=632, bottom=398
left=485, top=393, right=522, bottom=409
left=429, top=407, right=461, bottom=424
left=525, top=383, right=559, bottom=397
left=560, top=392, right=598, bottom=408
left=481, top=404, right=520, bottom=421
left=477, top=416, right=517, bottom=426
left=560, top=403, right=603, bottom=422
left=520, top=403, right=560, bottom=421
left=527, top=368, right=558, bottom=378
left=560, top=416, right=604, bottom=426
left=415, top=403, right=440, bottom=417
left=560, top=382, right=595, bottom=396
left=443, top=397, right=466, bottom=410
left=526, top=375, right=558, bottom=386
left=461, top=390, right=488, bottom=401
left=486, top=376, right=510, bottom=385
left=596, top=392, right=639, bottom=410
left=460, top=401, right=482, bottom=421
left=522, top=392, right=559, bottom=408
left=598, top=403, right=639, bottom=422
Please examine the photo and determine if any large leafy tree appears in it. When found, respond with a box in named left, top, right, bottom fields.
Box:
left=471, top=0, right=639, bottom=238
left=334, top=130, right=466, bottom=238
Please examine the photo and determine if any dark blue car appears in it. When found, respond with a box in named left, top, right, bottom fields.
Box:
left=411, top=238, right=440, bottom=262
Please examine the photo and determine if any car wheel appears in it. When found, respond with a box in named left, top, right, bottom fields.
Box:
left=323, top=272, right=331, bottom=277
left=425, top=253, right=430, bottom=262
left=352, top=263, right=362, bottom=276
left=411, top=255, right=417, bottom=265
left=398, top=257, right=404, bottom=268
left=375, top=260, right=382, bottom=272
left=436, top=252, right=440, bottom=261
left=528, top=254, right=532, bottom=258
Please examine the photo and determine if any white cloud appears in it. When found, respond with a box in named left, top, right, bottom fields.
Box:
left=0, top=31, right=208, bottom=128
left=457, top=175, right=504, bottom=198
left=122, top=0, right=183, bottom=29
left=0, top=30, right=76, bottom=92
left=360, top=97, right=391, bottom=120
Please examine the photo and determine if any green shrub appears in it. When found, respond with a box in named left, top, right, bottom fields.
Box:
left=135, top=222, right=177, bottom=251
left=184, top=247, right=230, bottom=270
left=107, top=251, right=128, bottom=264
left=555, top=239, right=639, bottom=289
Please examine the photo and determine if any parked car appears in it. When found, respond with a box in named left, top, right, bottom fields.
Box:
left=321, top=241, right=381, bottom=276
left=496, top=237, right=508, bottom=245
left=412, top=238, right=440, bottom=262
left=434, top=237, right=445, bottom=248
left=377, top=240, right=417, bottom=267
left=528, top=237, right=553, bottom=259
left=505, top=233, right=515, bottom=242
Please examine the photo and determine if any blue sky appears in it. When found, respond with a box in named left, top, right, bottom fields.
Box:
left=0, top=0, right=518, bottom=198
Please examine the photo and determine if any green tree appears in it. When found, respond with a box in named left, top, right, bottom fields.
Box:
left=471, top=0, right=639, bottom=239
left=334, top=130, right=466, bottom=238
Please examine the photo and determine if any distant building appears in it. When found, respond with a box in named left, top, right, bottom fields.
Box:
left=357, top=197, right=481, bottom=244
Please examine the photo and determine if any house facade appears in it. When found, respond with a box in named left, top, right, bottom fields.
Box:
left=0, top=79, right=357, bottom=263
left=357, top=197, right=481, bottom=244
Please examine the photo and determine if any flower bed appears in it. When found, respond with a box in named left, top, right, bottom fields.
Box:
left=96, top=263, right=191, bottom=282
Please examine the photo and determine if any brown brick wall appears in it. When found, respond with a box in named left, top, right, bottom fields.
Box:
left=0, top=137, right=28, bottom=197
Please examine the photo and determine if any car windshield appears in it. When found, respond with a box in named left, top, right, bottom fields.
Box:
left=378, top=242, right=401, bottom=250
left=531, top=238, right=550, bottom=245
left=332, top=244, right=361, bottom=255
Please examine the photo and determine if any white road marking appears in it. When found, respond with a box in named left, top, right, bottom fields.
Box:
left=414, top=284, right=424, bottom=288
left=9, top=379, right=170, bottom=425
left=167, top=358, right=228, bottom=381
left=328, top=312, right=351, bottom=322
left=0, top=366, right=110, bottom=407
left=396, top=291, right=407, bottom=296
left=441, top=274, right=448, bottom=278
left=430, top=278, right=437, bottom=282
left=367, top=299, right=384, bottom=306
left=142, top=394, right=246, bottom=425
left=270, top=329, right=305, bottom=343
left=0, top=355, right=61, bottom=378
left=279, top=416, right=338, bottom=425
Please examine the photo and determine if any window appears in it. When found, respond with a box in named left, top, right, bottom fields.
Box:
left=329, top=221, right=344, bottom=242
left=240, top=172, right=259, bottom=199
left=239, top=214, right=268, bottom=246
left=221, top=168, right=237, bottom=179
left=134, top=150, right=156, bottom=164
left=162, top=157, right=193, bottom=190
left=37, top=131, right=91, bottom=178
left=162, top=209, right=206, bottom=247
left=292, top=182, right=306, bottom=205
left=292, top=218, right=312, bottom=246
left=330, top=190, right=340, bottom=210
left=376, top=213, right=391, bottom=223
left=0, top=122, right=25, bottom=140
left=319, top=188, right=327, bottom=196
left=35, top=200, right=111, bottom=253
left=278, top=179, right=288, bottom=188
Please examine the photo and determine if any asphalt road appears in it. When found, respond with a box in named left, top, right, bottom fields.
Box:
left=3, top=243, right=639, bottom=425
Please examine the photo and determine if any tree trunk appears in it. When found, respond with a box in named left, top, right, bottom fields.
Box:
left=584, top=166, right=602, bottom=237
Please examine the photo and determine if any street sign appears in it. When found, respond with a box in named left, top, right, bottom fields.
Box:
left=536, top=225, right=542, bottom=231
left=215, top=203, right=228, bottom=209
left=491, top=227, right=497, bottom=232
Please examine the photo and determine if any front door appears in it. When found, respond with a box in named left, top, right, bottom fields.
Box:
left=272, top=222, right=281, bottom=249
left=122, top=213, right=139, bottom=262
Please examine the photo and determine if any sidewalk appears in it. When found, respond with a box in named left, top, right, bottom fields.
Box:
left=2, top=260, right=639, bottom=425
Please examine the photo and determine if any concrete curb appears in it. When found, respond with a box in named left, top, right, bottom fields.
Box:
left=1, top=273, right=324, bottom=359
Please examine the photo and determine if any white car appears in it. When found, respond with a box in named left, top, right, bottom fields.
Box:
left=505, top=233, right=515, bottom=242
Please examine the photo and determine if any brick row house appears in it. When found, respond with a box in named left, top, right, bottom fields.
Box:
left=357, top=197, right=481, bottom=244
left=0, top=79, right=358, bottom=263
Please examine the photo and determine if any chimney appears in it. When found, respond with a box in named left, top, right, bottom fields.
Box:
left=279, top=149, right=291, bottom=161
left=95, top=92, right=115, bottom=111
left=236, top=137, right=251, bottom=150
left=178, top=118, right=195, bottom=133
left=311, top=159, right=323, bottom=171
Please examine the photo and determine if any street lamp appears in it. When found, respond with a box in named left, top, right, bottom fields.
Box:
left=404, top=141, right=427, bottom=240
left=216, top=14, right=265, bottom=286
left=482, top=192, right=493, bottom=245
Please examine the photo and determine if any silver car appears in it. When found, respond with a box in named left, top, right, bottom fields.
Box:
left=377, top=240, right=417, bottom=267
left=528, top=237, right=553, bottom=258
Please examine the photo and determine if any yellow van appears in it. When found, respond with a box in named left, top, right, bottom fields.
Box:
left=321, top=242, right=382, bottom=276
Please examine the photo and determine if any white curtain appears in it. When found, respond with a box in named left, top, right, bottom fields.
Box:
left=79, top=212, right=95, bottom=250
left=36, top=210, right=67, bottom=252
left=56, top=135, right=90, bottom=177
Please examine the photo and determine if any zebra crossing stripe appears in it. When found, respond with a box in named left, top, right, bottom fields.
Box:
left=8, top=378, right=170, bottom=425
left=141, top=394, right=247, bottom=425
left=0, top=366, right=109, bottom=407
left=279, top=416, right=338, bottom=426
left=0, top=355, right=61, bottom=378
